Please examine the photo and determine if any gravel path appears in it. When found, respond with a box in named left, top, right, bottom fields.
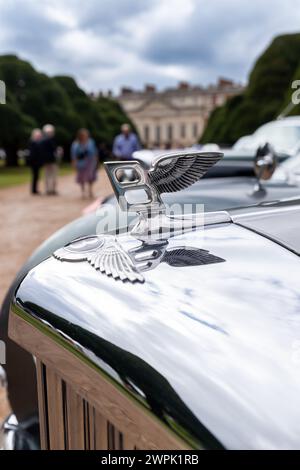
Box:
left=0, top=168, right=112, bottom=304
left=0, top=168, right=112, bottom=430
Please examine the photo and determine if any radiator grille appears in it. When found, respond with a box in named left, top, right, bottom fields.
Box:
left=39, top=362, right=134, bottom=450
left=10, top=309, right=187, bottom=451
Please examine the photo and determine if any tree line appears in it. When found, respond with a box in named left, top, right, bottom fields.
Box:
left=0, top=55, right=134, bottom=166
left=201, top=33, right=300, bottom=145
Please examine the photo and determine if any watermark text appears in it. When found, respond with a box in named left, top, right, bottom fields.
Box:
left=291, top=80, right=300, bottom=105
left=0, top=80, right=6, bottom=104
left=0, top=340, right=6, bottom=365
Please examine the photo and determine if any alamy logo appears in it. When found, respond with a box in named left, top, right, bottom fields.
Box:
left=0, top=80, right=5, bottom=104
left=0, top=340, right=6, bottom=365
left=292, top=80, right=300, bottom=105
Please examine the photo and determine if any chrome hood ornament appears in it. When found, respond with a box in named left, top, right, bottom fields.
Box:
left=53, top=151, right=224, bottom=283
left=251, top=143, right=277, bottom=197
left=105, top=151, right=223, bottom=242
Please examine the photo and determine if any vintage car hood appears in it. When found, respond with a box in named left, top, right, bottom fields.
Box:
left=13, top=221, right=300, bottom=450
left=99, top=176, right=300, bottom=217
left=172, top=177, right=300, bottom=212
left=231, top=199, right=300, bottom=255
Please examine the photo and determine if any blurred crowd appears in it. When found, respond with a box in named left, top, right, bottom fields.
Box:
left=28, top=124, right=63, bottom=196
left=28, top=123, right=141, bottom=199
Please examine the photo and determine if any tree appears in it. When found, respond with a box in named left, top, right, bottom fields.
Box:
left=56, top=75, right=138, bottom=146
left=0, top=56, right=134, bottom=165
left=201, top=33, right=300, bottom=145
left=0, top=103, right=36, bottom=166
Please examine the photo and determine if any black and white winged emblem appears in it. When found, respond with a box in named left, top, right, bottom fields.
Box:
left=161, top=247, right=225, bottom=267
left=104, top=150, right=223, bottom=213
left=148, top=152, right=222, bottom=194
left=128, top=243, right=225, bottom=273
left=53, top=236, right=144, bottom=284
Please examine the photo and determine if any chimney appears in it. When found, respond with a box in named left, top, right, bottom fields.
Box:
left=121, top=87, right=133, bottom=95
left=145, top=84, right=156, bottom=93
left=217, top=78, right=234, bottom=88
left=178, top=81, right=189, bottom=90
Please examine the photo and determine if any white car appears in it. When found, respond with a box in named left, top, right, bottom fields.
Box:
left=273, top=150, right=300, bottom=182
left=234, top=116, right=300, bottom=155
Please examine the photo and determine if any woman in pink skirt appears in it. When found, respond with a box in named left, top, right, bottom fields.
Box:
left=71, top=129, right=98, bottom=199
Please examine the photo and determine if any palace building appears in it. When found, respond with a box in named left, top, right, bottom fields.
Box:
left=117, top=79, right=244, bottom=148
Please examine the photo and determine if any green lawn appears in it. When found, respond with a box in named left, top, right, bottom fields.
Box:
left=0, top=164, right=73, bottom=189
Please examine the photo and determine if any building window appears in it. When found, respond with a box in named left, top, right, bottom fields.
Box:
left=167, top=124, right=173, bottom=142
left=155, top=125, right=161, bottom=145
left=180, top=123, right=186, bottom=139
left=144, top=125, right=149, bottom=142
left=193, top=123, right=198, bottom=139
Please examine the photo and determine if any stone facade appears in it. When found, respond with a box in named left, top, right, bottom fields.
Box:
left=117, top=79, right=244, bottom=148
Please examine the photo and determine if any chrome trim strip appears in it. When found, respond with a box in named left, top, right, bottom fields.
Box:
left=204, top=211, right=232, bottom=225
left=231, top=204, right=300, bottom=222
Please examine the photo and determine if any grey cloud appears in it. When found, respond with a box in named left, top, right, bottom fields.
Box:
left=0, top=0, right=299, bottom=91
left=74, top=0, right=158, bottom=32
left=0, top=2, right=64, bottom=56
left=142, top=1, right=300, bottom=82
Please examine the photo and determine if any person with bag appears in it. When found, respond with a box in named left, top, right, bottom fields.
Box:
left=71, top=128, right=98, bottom=199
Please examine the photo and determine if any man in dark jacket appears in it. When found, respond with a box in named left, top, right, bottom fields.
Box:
left=28, top=129, right=43, bottom=195
left=41, top=124, right=58, bottom=195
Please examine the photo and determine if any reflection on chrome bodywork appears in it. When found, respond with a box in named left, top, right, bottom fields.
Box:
left=13, top=222, right=300, bottom=449
left=129, top=242, right=225, bottom=274
left=53, top=212, right=227, bottom=284
left=53, top=236, right=145, bottom=284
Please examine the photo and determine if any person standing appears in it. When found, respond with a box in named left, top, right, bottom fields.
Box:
left=113, top=123, right=140, bottom=160
left=71, top=128, right=98, bottom=199
left=28, top=128, right=43, bottom=195
left=41, top=124, right=58, bottom=195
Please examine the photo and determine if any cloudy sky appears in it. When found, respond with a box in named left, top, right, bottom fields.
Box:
left=0, top=0, right=300, bottom=93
